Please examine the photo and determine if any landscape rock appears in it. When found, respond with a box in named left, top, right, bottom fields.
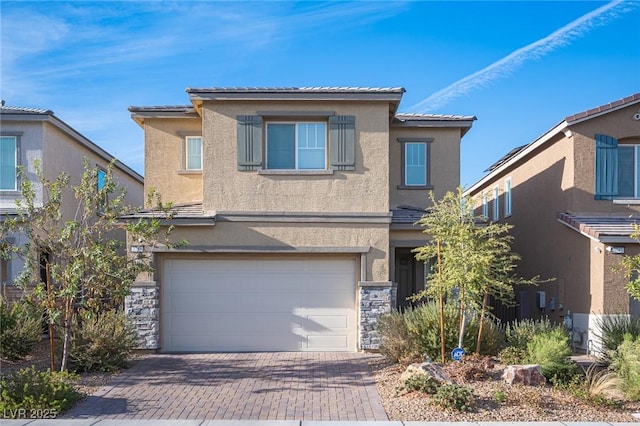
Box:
left=400, top=362, right=454, bottom=385
left=502, top=364, right=547, bottom=386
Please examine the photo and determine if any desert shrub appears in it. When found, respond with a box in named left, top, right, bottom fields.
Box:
left=0, top=297, right=43, bottom=361
left=527, top=328, right=576, bottom=385
left=433, top=384, right=475, bottom=411
left=0, top=366, right=81, bottom=415
left=402, top=301, right=504, bottom=362
left=69, top=309, right=137, bottom=372
left=594, top=315, right=640, bottom=361
left=609, top=334, right=640, bottom=401
left=498, top=346, right=528, bottom=365
left=504, top=317, right=562, bottom=350
left=402, top=374, right=440, bottom=394
left=377, top=310, right=414, bottom=363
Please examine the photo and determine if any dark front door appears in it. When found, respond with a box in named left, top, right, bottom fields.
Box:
left=395, top=248, right=425, bottom=309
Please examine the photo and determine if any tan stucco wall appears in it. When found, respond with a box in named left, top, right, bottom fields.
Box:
left=200, top=101, right=390, bottom=214
left=143, top=117, right=203, bottom=207
left=157, top=221, right=389, bottom=282
left=389, top=127, right=461, bottom=210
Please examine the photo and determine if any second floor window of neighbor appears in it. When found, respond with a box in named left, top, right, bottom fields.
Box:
left=405, top=142, right=427, bottom=186
left=266, top=122, right=326, bottom=170
left=186, top=136, right=203, bottom=170
left=0, top=136, right=17, bottom=191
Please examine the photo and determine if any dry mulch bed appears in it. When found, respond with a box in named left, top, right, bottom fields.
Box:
left=369, top=355, right=640, bottom=422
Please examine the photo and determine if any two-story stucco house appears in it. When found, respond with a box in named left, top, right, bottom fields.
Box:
left=125, top=87, right=475, bottom=352
left=465, top=93, right=640, bottom=354
left=0, top=103, right=144, bottom=300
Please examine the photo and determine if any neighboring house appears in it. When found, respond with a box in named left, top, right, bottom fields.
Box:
left=125, top=86, right=475, bottom=352
left=465, top=93, right=640, bottom=354
left=0, top=102, right=144, bottom=301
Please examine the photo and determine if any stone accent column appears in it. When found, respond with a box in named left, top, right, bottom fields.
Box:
left=358, top=281, right=395, bottom=350
left=125, top=281, right=159, bottom=350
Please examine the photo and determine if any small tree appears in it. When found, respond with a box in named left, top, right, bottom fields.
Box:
left=0, top=159, right=180, bottom=371
left=413, top=187, right=541, bottom=360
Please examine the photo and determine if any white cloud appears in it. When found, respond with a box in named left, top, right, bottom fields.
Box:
left=407, top=0, right=636, bottom=113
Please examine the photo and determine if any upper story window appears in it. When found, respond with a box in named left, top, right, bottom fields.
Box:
left=96, top=168, right=107, bottom=213
left=236, top=114, right=355, bottom=173
left=266, top=122, right=326, bottom=170
left=0, top=136, right=17, bottom=191
left=185, top=136, right=203, bottom=171
left=482, top=192, right=489, bottom=218
left=97, top=168, right=107, bottom=191
left=397, top=137, right=433, bottom=189
left=595, top=134, right=640, bottom=200
left=492, top=185, right=500, bottom=221
left=504, top=177, right=512, bottom=217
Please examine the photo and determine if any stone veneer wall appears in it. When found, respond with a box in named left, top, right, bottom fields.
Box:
left=358, top=281, right=395, bottom=350
left=125, top=281, right=160, bottom=350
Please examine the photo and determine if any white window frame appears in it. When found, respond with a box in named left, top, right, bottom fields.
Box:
left=504, top=177, right=512, bottom=217
left=265, top=121, right=327, bottom=170
left=185, top=136, right=203, bottom=171
left=0, top=135, right=18, bottom=192
left=492, top=185, right=500, bottom=221
left=482, top=192, right=489, bottom=218
left=404, top=142, right=427, bottom=186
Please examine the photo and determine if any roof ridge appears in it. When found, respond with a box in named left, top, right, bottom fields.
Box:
left=564, top=92, right=640, bottom=123
left=0, top=103, right=52, bottom=114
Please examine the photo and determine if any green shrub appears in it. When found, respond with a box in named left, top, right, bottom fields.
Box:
left=377, top=310, right=414, bottom=363
left=0, top=298, right=43, bottom=361
left=433, top=384, right=475, bottom=411
left=609, top=334, right=640, bottom=401
left=527, top=328, right=575, bottom=384
left=498, top=346, right=528, bottom=365
left=0, top=366, right=81, bottom=416
left=504, top=317, right=562, bottom=350
left=70, top=309, right=137, bottom=372
left=401, top=301, right=504, bottom=362
left=594, top=315, right=640, bottom=361
left=402, top=374, right=440, bottom=394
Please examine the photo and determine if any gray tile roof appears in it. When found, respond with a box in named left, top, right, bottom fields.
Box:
left=121, top=202, right=213, bottom=220
left=391, top=206, right=428, bottom=225
left=128, top=105, right=197, bottom=113
left=395, top=112, right=476, bottom=121
left=557, top=212, right=640, bottom=243
left=186, top=86, right=406, bottom=94
left=0, top=102, right=52, bottom=115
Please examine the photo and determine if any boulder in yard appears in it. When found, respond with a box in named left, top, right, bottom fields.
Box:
left=400, top=362, right=454, bottom=385
left=502, top=364, right=547, bottom=386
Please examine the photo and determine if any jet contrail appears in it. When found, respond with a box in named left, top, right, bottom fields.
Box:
left=408, top=0, right=634, bottom=113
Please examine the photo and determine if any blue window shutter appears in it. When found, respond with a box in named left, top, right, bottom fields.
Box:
left=594, top=134, right=618, bottom=200
left=329, top=115, right=355, bottom=171
left=237, top=115, right=262, bottom=171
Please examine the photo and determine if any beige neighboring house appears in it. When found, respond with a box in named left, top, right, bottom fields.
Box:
left=0, top=102, right=144, bottom=300
left=465, top=93, right=640, bottom=354
left=124, top=86, right=475, bottom=352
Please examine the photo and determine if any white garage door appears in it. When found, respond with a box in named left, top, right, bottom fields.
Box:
left=161, top=258, right=357, bottom=352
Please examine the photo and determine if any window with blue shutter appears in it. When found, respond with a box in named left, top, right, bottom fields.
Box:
left=594, top=134, right=618, bottom=200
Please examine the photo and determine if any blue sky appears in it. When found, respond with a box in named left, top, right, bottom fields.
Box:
left=1, top=1, right=639, bottom=187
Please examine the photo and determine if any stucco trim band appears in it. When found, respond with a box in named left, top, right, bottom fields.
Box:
left=151, top=245, right=371, bottom=254
left=215, top=211, right=392, bottom=224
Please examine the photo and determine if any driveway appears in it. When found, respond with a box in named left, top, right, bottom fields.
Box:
left=63, top=352, right=388, bottom=421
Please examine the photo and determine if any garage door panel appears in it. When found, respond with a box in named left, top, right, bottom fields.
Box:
left=162, top=258, right=356, bottom=352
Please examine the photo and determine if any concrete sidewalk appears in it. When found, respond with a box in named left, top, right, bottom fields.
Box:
left=3, top=420, right=640, bottom=425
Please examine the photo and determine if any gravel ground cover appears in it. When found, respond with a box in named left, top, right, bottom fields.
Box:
left=369, top=356, right=640, bottom=422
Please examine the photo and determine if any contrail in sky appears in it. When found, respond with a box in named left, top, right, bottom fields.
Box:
left=408, top=0, right=634, bottom=113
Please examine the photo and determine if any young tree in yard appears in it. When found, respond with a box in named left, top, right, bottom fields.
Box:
left=412, top=187, right=540, bottom=360
left=620, top=224, right=640, bottom=301
left=0, top=160, right=180, bottom=371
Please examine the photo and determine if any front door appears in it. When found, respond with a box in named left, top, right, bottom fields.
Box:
left=395, top=248, right=425, bottom=310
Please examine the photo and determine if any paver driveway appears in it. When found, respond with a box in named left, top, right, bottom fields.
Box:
left=63, top=352, right=388, bottom=421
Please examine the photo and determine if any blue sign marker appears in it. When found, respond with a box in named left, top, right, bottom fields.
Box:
left=451, top=347, right=465, bottom=361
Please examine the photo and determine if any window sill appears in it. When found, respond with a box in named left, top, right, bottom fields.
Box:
left=177, top=170, right=202, bottom=175
left=258, top=169, right=334, bottom=176
left=613, top=198, right=640, bottom=205
left=397, top=184, right=434, bottom=190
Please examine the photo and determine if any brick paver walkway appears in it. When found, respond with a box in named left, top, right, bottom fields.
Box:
left=63, top=352, right=388, bottom=421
